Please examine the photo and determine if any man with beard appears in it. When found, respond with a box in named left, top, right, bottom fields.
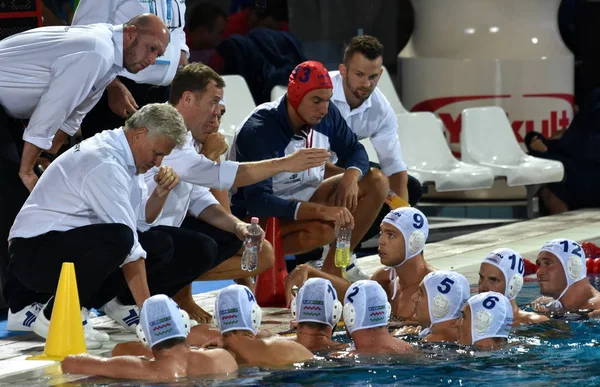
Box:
left=331, top=36, right=422, bottom=247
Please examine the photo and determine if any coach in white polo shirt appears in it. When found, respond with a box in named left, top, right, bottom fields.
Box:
left=0, top=14, right=170, bottom=266
left=329, top=35, right=423, bottom=245
left=6, top=103, right=186, bottom=347
left=72, top=0, right=189, bottom=140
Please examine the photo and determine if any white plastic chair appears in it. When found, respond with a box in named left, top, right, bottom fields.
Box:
left=394, top=112, right=494, bottom=191
left=359, top=137, right=423, bottom=185
left=271, top=85, right=287, bottom=101
left=377, top=67, right=408, bottom=115
left=220, top=75, right=256, bottom=137
left=460, top=107, right=564, bottom=186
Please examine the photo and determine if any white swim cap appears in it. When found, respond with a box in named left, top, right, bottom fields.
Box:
left=343, top=280, right=391, bottom=335
left=215, top=284, right=262, bottom=335
left=292, top=278, right=342, bottom=328
left=381, top=207, right=429, bottom=267
left=136, top=295, right=190, bottom=348
left=423, top=271, right=470, bottom=327
left=539, top=238, right=586, bottom=305
left=467, top=292, right=513, bottom=345
left=482, top=248, right=525, bottom=300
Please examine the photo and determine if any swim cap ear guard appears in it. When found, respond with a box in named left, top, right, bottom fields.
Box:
left=331, top=299, right=343, bottom=326
left=506, top=273, right=524, bottom=300
left=137, top=308, right=192, bottom=348
left=248, top=303, right=262, bottom=333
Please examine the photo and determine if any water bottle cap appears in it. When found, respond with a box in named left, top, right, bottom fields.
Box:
left=251, top=217, right=259, bottom=224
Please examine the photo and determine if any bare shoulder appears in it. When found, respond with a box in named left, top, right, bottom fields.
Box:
left=266, top=339, right=314, bottom=362
left=587, top=293, right=600, bottom=310
left=371, top=268, right=391, bottom=283
left=394, top=337, right=414, bottom=353
left=189, top=348, right=238, bottom=375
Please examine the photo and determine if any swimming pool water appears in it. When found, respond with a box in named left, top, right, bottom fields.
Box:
left=2, top=277, right=600, bottom=387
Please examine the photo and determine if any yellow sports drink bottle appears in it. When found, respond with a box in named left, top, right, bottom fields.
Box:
left=385, top=190, right=410, bottom=209
left=334, top=226, right=352, bottom=268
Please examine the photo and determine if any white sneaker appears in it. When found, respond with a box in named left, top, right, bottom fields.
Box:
left=33, top=305, right=103, bottom=350
left=103, top=297, right=140, bottom=333
left=345, top=254, right=370, bottom=282
left=82, top=307, right=110, bottom=342
left=7, top=303, right=43, bottom=332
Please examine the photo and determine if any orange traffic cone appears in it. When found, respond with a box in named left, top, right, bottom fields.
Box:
left=255, top=217, right=288, bottom=307
left=28, top=262, right=86, bottom=361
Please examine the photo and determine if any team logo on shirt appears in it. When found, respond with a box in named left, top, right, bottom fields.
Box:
left=285, top=174, right=301, bottom=184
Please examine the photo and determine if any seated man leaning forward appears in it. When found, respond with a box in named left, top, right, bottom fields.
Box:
left=6, top=103, right=188, bottom=348
left=286, top=207, right=435, bottom=320
left=456, top=292, right=513, bottom=351
left=291, top=278, right=348, bottom=352
left=62, top=295, right=238, bottom=381
left=396, top=270, right=470, bottom=343
left=478, top=248, right=549, bottom=325
left=228, top=60, right=389, bottom=278
left=338, top=280, right=413, bottom=356
left=532, top=239, right=600, bottom=317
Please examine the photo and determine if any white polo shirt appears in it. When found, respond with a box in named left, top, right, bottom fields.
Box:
left=141, top=131, right=237, bottom=228
left=9, top=128, right=150, bottom=266
left=330, top=72, right=407, bottom=177
left=0, top=23, right=125, bottom=150
left=72, top=0, right=189, bottom=86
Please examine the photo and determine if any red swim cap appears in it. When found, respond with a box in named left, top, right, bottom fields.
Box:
left=287, top=61, right=333, bottom=110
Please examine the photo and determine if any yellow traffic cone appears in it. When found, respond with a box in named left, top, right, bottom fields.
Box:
left=28, top=262, right=86, bottom=361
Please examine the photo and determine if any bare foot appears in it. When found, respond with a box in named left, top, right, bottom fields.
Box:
left=180, top=300, right=213, bottom=324
left=235, top=277, right=255, bottom=293
left=173, top=284, right=213, bottom=323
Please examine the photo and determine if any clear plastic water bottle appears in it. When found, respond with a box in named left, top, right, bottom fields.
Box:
left=241, top=217, right=261, bottom=271
left=334, top=226, right=352, bottom=268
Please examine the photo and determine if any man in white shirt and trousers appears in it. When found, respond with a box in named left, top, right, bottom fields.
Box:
left=0, top=14, right=170, bottom=301
left=296, top=35, right=423, bottom=269
left=71, top=0, right=189, bottom=140
left=6, top=103, right=189, bottom=349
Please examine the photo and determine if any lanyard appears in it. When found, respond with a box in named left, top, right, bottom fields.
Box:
left=148, top=0, right=172, bottom=27
left=302, top=127, right=314, bottom=176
